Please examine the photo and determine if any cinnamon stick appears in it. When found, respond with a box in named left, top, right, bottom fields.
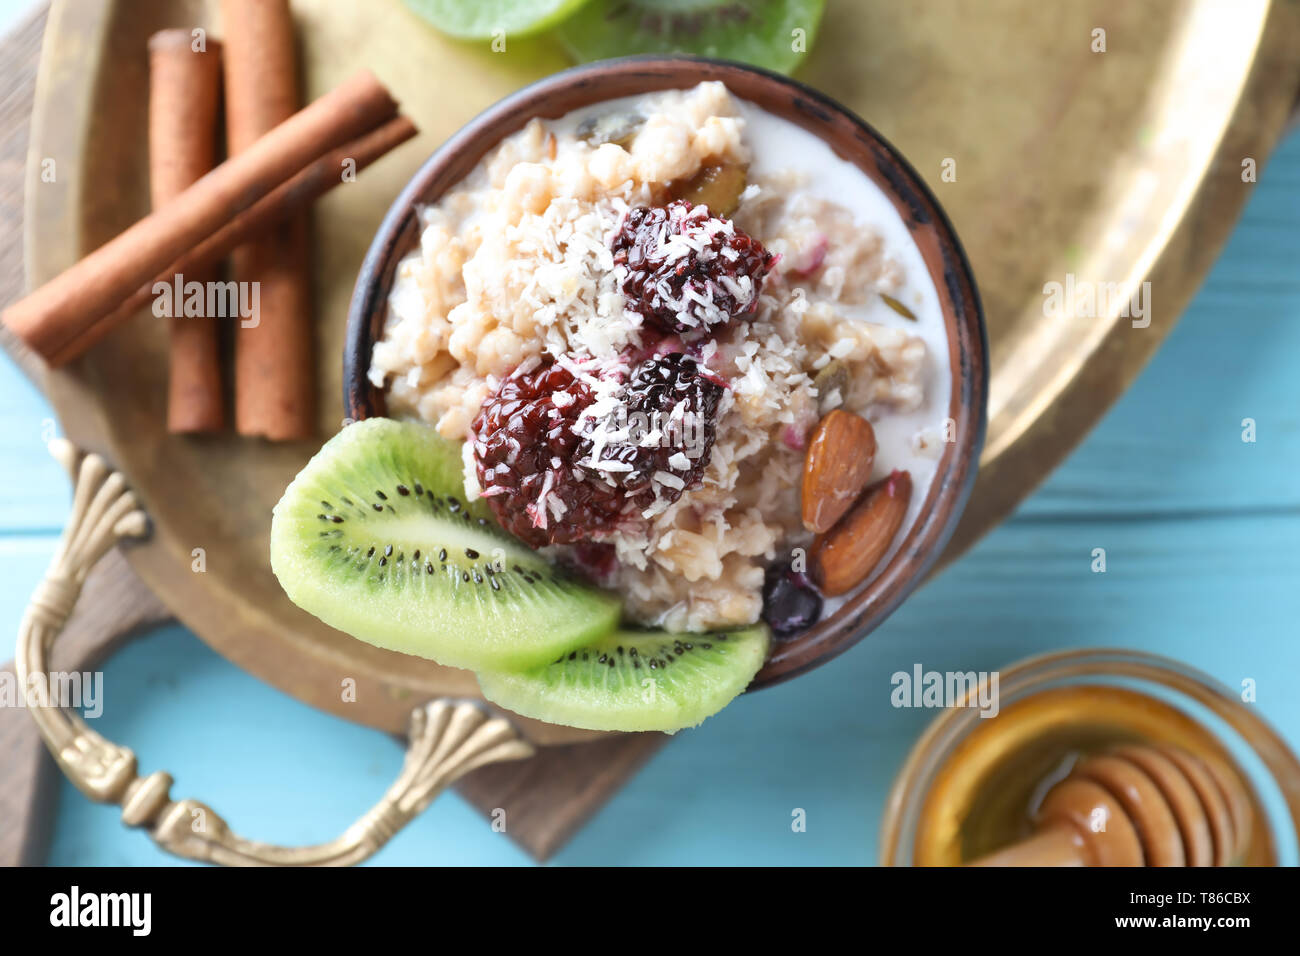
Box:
left=53, top=115, right=418, bottom=366
left=148, top=29, right=225, bottom=434
left=2, top=68, right=397, bottom=362
left=222, top=0, right=313, bottom=440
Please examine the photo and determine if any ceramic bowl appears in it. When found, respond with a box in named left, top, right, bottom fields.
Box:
left=344, top=56, right=987, bottom=689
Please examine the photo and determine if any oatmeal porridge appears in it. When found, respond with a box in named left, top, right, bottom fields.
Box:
left=367, top=81, right=950, bottom=634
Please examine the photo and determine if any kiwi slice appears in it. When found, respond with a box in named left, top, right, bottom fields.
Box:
left=270, top=418, right=621, bottom=671
left=404, top=0, right=595, bottom=41
left=557, top=0, right=826, bottom=75
left=477, top=623, right=770, bottom=732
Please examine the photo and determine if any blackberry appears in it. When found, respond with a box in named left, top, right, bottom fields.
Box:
left=612, top=200, right=776, bottom=335
left=579, top=353, right=724, bottom=509
left=469, top=358, right=630, bottom=548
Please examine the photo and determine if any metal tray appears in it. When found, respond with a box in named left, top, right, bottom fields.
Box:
left=21, top=0, right=1300, bottom=738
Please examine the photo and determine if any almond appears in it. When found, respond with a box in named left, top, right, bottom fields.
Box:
left=801, top=410, right=877, bottom=533
left=810, top=470, right=912, bottom=596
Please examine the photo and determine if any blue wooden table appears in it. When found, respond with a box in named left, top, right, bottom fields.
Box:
left=3, top=115, right=1297, bottom=866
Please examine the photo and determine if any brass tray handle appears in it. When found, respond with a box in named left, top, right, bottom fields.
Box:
left=16, top=440, right=536, bottom=866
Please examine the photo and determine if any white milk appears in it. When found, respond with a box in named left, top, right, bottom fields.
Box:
left=739, top=99, right=952, bottom=604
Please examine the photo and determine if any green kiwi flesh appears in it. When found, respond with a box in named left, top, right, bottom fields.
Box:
left=403, top=0, right=595, bottom=41
left=557, top=0, right=826, bottom=75
left=270, top=418, right=621, bottom=671
left=477, top=623, right=770, bottom=732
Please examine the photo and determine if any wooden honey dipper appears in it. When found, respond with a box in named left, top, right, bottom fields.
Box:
left=970, top=744, right=1253, bottom=866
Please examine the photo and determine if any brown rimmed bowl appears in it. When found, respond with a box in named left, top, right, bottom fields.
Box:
left=345, top=56, right=988, bottom=691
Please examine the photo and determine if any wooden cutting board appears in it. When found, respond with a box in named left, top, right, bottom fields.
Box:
left=0, top=6, right=665, bottom=865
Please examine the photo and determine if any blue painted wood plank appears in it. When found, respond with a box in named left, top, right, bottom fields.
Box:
left=45, top=509, right=1300, bottom=865
left=0, top=536, right=57, bottom=660
left=17, top=121, right=1300, bottom=867
left=44, top=625, right=534, bottom=867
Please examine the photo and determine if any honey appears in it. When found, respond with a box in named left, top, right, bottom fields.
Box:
left=910, top=684, right=1277, bottom=866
